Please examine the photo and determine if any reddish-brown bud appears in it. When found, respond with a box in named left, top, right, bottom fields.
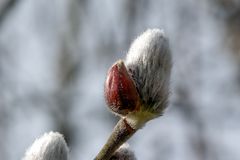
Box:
left=104, top=60, right=140, bottom=116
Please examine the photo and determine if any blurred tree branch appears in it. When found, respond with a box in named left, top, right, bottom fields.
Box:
left=174, top=86, right=209, bottom=160
left=0, top=0, right=17, bottom=25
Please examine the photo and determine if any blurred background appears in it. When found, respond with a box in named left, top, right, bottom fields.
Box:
left=0, top=0, right=240, bottom=160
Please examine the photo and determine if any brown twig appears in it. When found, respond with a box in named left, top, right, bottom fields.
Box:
left=94, top=118, right=137, bottom=160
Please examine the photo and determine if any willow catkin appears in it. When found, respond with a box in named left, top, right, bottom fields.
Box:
left=23, top=132, right=69, bottom=160
left=125, top=29, right=172, bottom=115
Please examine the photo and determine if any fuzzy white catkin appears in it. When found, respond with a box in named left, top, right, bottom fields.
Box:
left=125, top=29, right=172, bottom=114
left=110, top=143, right=136, bottom=160
left=23, top=132, right=69, bottom=160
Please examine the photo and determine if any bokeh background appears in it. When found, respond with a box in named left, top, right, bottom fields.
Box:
left=0, top=0, right=240, bottom=160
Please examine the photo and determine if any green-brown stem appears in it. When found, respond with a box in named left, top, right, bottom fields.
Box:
left=94, top=118, right=137, bottom=160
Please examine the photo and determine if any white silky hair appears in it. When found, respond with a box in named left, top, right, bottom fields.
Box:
left=125, top=29, right=172, bottom=114
left=111, top=143, right=136, bottom=160
left=23, top=132, right=69, bottom=160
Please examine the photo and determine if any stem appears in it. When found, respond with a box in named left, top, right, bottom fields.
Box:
left=94, top=118, right=137, bottom=160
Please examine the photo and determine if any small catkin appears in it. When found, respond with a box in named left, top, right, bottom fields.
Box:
left=23, top=132, right=69, bottom=160
left=110, top=143, right=136, bottom=160
left=125, top=29, right=172, bottom=115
